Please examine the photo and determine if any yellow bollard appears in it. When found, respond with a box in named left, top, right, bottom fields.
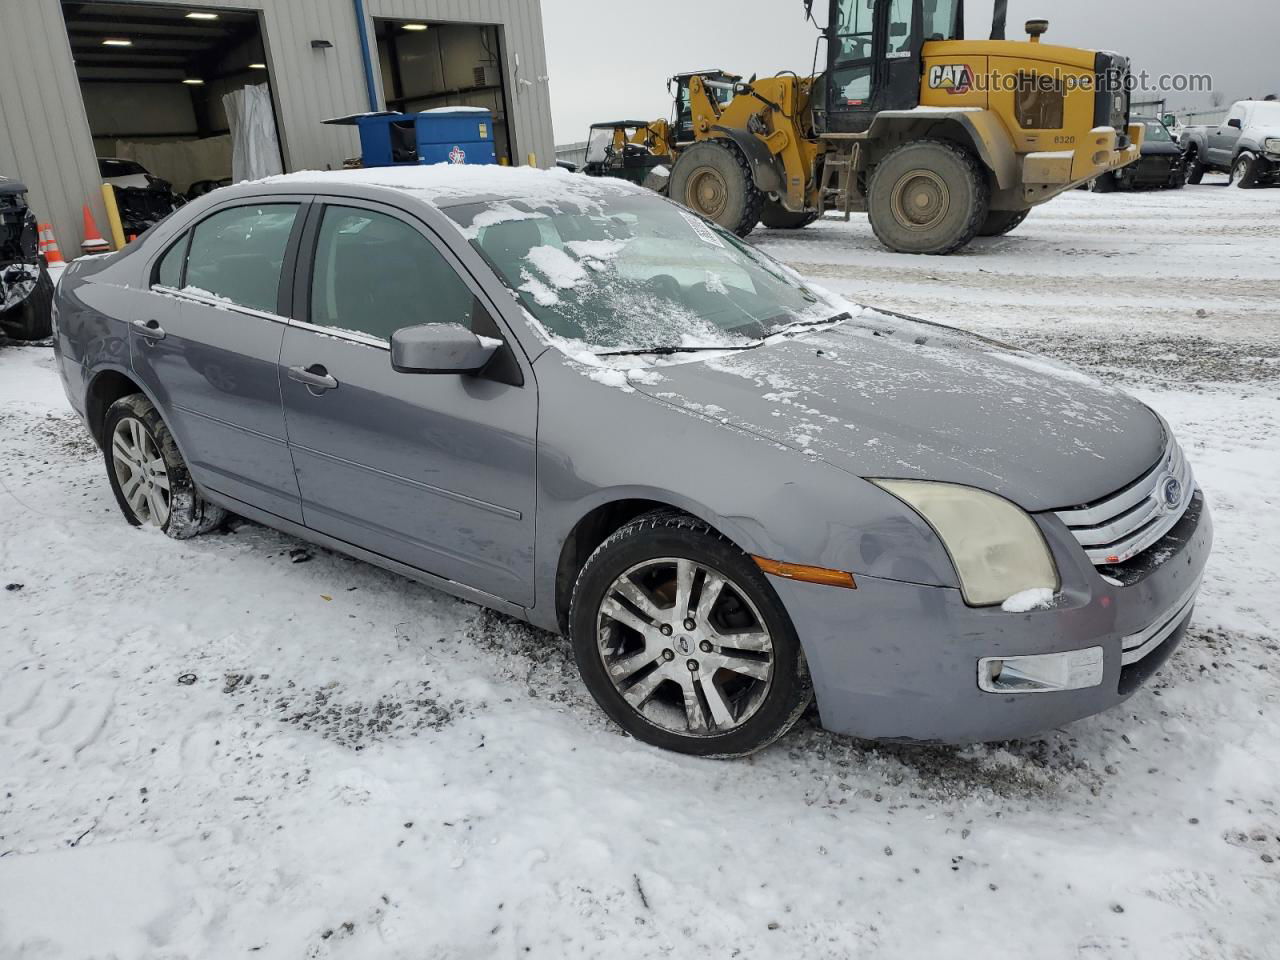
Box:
left=527, top=153, right=537, bottom=168
left=100, top=183, right=127, bottom=251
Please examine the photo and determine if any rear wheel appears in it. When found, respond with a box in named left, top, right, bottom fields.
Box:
left=569, top=510, right=811, bottom=757
left=867, top=140, right=989, bottom=255
left=978, top=209, right=1030, bottom=237
left=760, top=201, right=820, bottom=230
left=1184, top=149, right=1205, bottom=184
left=1, top=265, right=53, bottom=341
left=103, top=394, right=225, bottom=540
left=669, top=140, right=763, bottom=238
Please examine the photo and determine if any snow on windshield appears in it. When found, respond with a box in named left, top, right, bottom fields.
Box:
left=445, top=191, right=833, bottom=354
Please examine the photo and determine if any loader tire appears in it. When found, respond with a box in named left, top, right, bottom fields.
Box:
left=867, top=140, right=989, bottom=255
left=978, top=209, right=1029, bottom=237
left=670, top=140, right=763, bottom=238
left=760, top=201, right=820, bottom=230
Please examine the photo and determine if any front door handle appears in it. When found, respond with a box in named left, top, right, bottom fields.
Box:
left=132, top=318, right=166, bottom=341
left=288, top=364, right=339, bottom=392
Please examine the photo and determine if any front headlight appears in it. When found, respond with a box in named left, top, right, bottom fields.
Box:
left=872, top=480, right=1060, bottom=607
left=1265, top=138, right=1280, bottom=155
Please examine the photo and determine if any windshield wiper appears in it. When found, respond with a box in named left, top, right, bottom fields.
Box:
left=596, top=344, right=760, bottom=357
left=766, top=311, right=852, bottom=338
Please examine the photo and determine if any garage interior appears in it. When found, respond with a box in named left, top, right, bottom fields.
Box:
left=60, top=1, right=282, bottom=200
left=374, top=18, right=513, bottom=165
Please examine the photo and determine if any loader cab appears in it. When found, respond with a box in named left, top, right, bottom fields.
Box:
left=817, top=0, right=964, bottom=134
left=671, top=70, right=741, bottom=144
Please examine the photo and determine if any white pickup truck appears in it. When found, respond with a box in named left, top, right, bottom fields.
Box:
left=1181, top=100, right=1280, bottom=188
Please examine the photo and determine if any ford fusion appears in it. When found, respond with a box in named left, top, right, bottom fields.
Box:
left=51, top=166, right=1212, bottom=757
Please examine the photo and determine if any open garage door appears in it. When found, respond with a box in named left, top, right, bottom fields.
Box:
left=60, top=1, right=283, bottom=236
left=375, top=19, right=514, bottom=166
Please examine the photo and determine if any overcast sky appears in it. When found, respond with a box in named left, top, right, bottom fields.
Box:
left=541, top=0, right=1280, bottom=146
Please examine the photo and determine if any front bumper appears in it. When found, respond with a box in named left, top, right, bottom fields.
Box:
left=773, top=490, right=1212, bottom=743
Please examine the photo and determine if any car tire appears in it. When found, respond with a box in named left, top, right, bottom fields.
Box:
left=760, top=200, right=820, bottom=230
left=978, top=208, right=1030, bottom=237
left=867, top=140, right=989, bottom=255
left=1184, top=150, right=1205, bottom=184
left=1233, top=154, right=1260, bottom=189
left=569, top=510, right=812, bottom=758
left=103, top=394, right=226, bottom=540
left=1, top=265, right=53, bottom=341
left=669, top=140, right=763, bottom=238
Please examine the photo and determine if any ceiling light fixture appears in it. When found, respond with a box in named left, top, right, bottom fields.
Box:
left=249, top=62, right=267, bottom=70
left=182, top=78, right=205, bottom=85
left=185, top=11, right=219, bottom=19
left=102, top=38, right=133, bottom=46
left=402, top=23, right=428, bottom=31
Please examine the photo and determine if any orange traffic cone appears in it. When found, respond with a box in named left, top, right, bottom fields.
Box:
left=81, top=204, right=110, bottom=254
left=38, top=223, right=66, bottom=265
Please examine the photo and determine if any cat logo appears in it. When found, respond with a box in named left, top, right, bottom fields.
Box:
left=928, top=64, right=975, bottom=95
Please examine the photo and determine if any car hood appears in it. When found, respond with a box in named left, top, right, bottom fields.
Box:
left=1141, top=141, right=1182, bottom=158
left=1244, top=122, right=1280, bottom=139
left=635, top=312, right=1165, bottom=512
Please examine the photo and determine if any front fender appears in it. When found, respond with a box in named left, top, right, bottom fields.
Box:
left=709, top=126, right=787, bottom=195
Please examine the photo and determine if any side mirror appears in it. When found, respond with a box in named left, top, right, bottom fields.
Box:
left=1227, top=118, right=1243, bottom=130
left=391, top=323, right=500, bottom=375
left=889, top=22, right=908, bottom=37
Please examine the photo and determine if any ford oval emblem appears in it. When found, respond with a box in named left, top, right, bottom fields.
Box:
left=1162, top=476, right=1183, bottom=509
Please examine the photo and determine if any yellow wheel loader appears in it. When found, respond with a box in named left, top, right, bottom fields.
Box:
left=668, top=0, right=1145, bottom=254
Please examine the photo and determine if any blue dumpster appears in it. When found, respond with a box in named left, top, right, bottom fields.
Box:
left=323, top=108, right=498, bottom=168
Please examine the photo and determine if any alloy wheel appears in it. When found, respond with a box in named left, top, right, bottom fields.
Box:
left=110, top=417, right=171, bottom=527
left=596, top=557, right=775, bottom=736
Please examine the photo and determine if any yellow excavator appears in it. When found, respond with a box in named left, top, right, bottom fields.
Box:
left=665, top=0, right=1144, bottom=253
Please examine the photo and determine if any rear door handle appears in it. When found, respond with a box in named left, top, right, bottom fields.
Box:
left=131, top=318, right=165, bottom=341
left=288, top=364, right=339, bottom=392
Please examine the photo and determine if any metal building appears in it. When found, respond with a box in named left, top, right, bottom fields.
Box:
left=0, top=0, right=554, bottom=253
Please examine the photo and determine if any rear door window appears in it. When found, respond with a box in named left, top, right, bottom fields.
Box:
left=184, top=204, right=300, bottom=313
left=154, top=232, right=188, bottom=289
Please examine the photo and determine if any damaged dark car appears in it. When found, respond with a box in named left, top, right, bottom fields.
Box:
left=0, top=176, right=53, bottom=341
left=1092, top=119, right=1185, bottom=192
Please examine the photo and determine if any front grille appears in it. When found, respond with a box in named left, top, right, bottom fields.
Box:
left=1054, top=431, right=1195, bottom=566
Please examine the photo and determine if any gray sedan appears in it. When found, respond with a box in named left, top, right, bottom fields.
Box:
left=51, top=166, right=1212, bottom=757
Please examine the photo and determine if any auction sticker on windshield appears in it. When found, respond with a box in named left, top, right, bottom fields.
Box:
left=680, top=210, right=725, bottom=248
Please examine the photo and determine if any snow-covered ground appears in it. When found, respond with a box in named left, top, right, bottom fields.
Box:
left=3, top=180, right=1279, bottom=959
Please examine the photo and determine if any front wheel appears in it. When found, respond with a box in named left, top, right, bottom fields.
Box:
left=569, top=511, right=811, bottom=757
left=867, top=140, right=989, bottom=255
left=1233, top=154, right=1260, bottom=189
left=978, top=209, right=1030, bottom=237
left=103, top=394, right=226, bottom=540
left=1090, top=173, right=1117, bottom=193
left=669, top=141, right=763, bottom=238
left=0, top=265, right=53, bottom=341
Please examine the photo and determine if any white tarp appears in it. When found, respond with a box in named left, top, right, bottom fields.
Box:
left=112, top=135, right=232, bottom=194
left=223, top=84, right=283, bottom=183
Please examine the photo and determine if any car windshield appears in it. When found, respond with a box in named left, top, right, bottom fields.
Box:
left=1250, top=102, right=1280, bottom=122
left=444, top=191, right=830, bottom=352
left=1143, top=121, right=1172, bottom=142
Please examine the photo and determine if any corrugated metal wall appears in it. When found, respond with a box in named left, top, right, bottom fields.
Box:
left=0, top=0, right=554, bottom=257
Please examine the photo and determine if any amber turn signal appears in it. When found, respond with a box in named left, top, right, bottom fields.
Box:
left=753, top=556, right=857, bottom=589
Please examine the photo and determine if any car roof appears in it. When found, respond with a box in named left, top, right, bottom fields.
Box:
left=0, top=177, right=28, bottom=196
left=248, top=163, right=649, bottom=211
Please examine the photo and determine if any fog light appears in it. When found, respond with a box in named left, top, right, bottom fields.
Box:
left=978, top=647, right=1104, bottom=694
